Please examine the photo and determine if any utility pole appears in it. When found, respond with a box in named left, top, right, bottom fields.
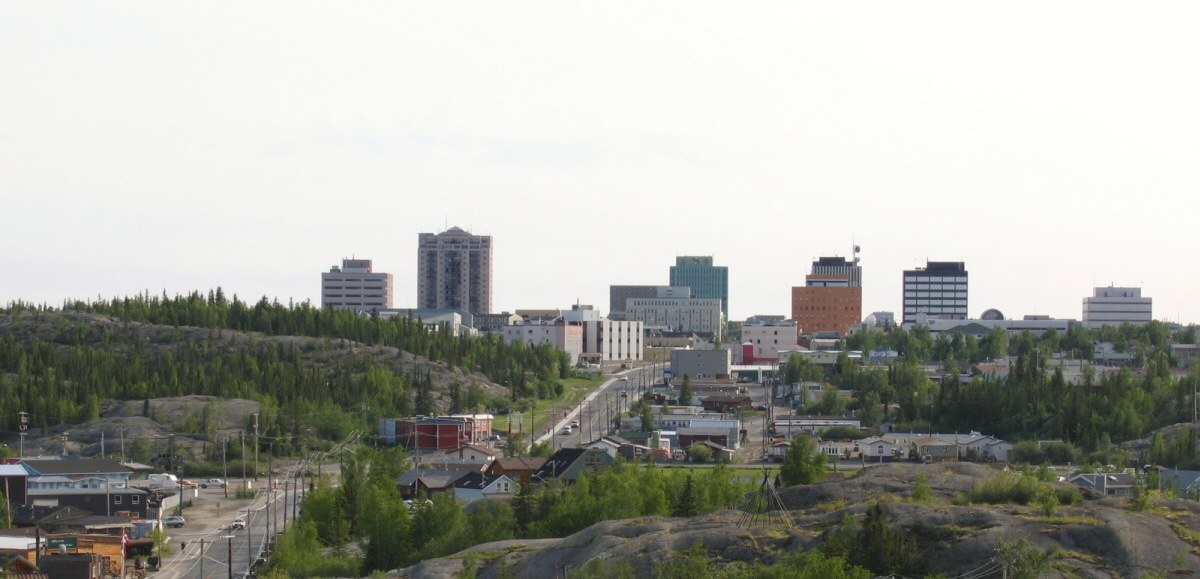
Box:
left=198, top=538, right=204, bottom=578
left=252, top=413, right=260, bottom=482
left=240, top=431, right=247, bottom=483
left=227, top=535, right=234, bottom=579
left=222, top=437, right=229, bottom=499
left=18, top=411, right=27, bottom=458
left=246, top=508, right=253, bottom=572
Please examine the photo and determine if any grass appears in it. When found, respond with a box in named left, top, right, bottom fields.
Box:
left=1027, top=515, right=1104, bottom=525
left=491, top=376, right=605, bottom=435
left=816, top=500, right=846, bottom=513
left=1171, top=523, right=1200, bottom=548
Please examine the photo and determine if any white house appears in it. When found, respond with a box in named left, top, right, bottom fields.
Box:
left=453, top=472, right=514, bottom=501
left=857, top=436, right=905, bottom=462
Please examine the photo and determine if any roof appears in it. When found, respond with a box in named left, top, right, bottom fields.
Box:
left=396, top=469, right=473, bottom=489
left=1071, top=473, right=1136, bottom=487
left=28, top=487, right=147, bottom=496
left=489, top=457, right=547, bottom=472
left=454, top=472, right=511, bottom=490
left=21, top=459, right=131, bottom=476
left=676, top=427, right=734, bottom=437
left=442, top=444, right=497, bottom=457
left=1160, top=470, right=1200, bottom=490
left=0, top=465, right=28, bottom=477
left=700, top=395, right=752, bottom=403
left=0, top=536, right=36, bottom=550
left=534, top=448, right=587, bottom=480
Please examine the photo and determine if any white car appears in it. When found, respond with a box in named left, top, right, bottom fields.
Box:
left=231, top=517, right=246, bottom=530
left=199, top=478, right=226, bottom=489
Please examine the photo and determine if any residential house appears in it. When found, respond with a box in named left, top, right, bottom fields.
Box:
left=912, top=437, right=958, bottom=462
left=486, top=457, right=546, bottom=481
left=396, top=469, right=474, bottom=499
left=452, top=473, right=514, bottom=501
left=1070, top=472, right=1136, bottom=496
left=1159, top=469, right=1200, bottom=498
left=857, top=436, right=904, bottom=463
left=532, top=449, right=613, bottom=484
left=435, top=444, right=498, bottom=466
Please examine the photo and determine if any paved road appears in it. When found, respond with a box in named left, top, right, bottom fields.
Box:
left=539, top=365, right=659, bottom=448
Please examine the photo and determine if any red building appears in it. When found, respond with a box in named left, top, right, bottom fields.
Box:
left=383, top=414, right=494, bottom=450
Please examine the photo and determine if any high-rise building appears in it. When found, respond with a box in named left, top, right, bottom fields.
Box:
left=417, top=227, right=493, bottom=314
left=1083, top=286, right=1152, bottom=328
left=669, top=256, right=729, bottom=316
left=902, top=261, right=968, bottom=324
left=321, top=259, right=394, bottom=311
left=791, top=256, right=862, bottom=336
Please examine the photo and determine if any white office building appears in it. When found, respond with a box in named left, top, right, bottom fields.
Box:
left=321, top=259, right=393, bottom=311
left=627, top=297, right=724, bottom=339
left=1083, top=286, right=1152, bottom=328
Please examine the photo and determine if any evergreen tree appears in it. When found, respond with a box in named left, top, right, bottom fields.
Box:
left=673, top=472, right=698, bottom=517
left=678, top=374, right=692, bottom=407
left=780, top=435, right=826, bottom=485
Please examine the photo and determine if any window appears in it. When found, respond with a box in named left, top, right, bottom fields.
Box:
left=132, top=496, right=140, bottom=504
left=114, top=495, right=123, bottom=504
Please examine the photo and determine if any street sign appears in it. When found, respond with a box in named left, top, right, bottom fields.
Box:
left=47, top=537, right=77, bottom=549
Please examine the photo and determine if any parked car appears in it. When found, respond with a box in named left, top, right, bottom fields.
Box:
left=231, top=517, right=246, bottom=530
left=163, top=516, right=186, bottom=528
left=199, top=478, right=226, bottom=489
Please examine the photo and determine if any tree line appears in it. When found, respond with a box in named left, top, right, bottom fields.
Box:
left=0, top=292, right=573, bottom=444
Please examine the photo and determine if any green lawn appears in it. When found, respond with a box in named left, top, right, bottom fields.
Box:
left=492, top=376, right=606, bottom=436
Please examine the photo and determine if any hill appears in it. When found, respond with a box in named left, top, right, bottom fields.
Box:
left=0, top=308, right=507, bottom=452
left=398, top=463, right=1200, bottom=579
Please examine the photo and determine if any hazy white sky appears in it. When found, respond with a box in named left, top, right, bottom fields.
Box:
left=3, top=3, right=1199, bottom=324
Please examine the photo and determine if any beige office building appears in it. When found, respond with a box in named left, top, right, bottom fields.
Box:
left=418, top=227, right=493, bottom=314
left=321, top=259, right=394, bottom=311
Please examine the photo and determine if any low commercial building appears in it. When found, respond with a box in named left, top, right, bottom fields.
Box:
left=672, top=349, right=732, bottom=380
left=381, top=415, right=494, bottom=450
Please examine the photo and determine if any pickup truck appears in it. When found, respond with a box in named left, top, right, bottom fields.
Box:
left=199, top=478, right=226, bottom=489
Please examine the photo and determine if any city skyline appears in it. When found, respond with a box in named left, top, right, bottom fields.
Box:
left=3, top=4, right=1199, bottom=325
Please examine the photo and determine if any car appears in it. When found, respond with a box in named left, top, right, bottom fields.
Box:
left=199, top=478, right=226, bottom=489
left=620, top=376, right=629, bottom=381
left=561, top=427, right=572, bottom=435
left=756, top=405, right=768, bottom=412
left=163, top=516, right=186, bottom=528
left=570, top=420, right=580, bottom=428
left=231, top=517, right=246, bottom=530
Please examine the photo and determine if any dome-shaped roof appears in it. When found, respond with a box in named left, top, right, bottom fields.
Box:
left=980, top=308, right=1005, bottom=320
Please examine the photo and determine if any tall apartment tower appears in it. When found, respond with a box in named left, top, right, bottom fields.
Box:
left=1083, top=286, right=1152, bottom=328
left=322, top=259, right=394, bottom=311
left=791, top=256, right=862, bottom=336
left=902, top=261, right=968, bottom=324
left=417, top=227, right=493, bottom=314
left=669, top=256, right=729, bottom=316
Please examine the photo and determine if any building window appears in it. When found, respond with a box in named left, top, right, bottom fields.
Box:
left=114, top=495, right=123, bottom=504
left=132, top=496, right=140, bottom=504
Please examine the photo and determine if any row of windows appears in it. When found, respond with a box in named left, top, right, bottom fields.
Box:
left=905, top=299, right=967, bottom=306
left=903, top=292, right=966, bottom=299
left=903, top=276, right=967, bottom=283
left=904, top=283, right=967, bottom=291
